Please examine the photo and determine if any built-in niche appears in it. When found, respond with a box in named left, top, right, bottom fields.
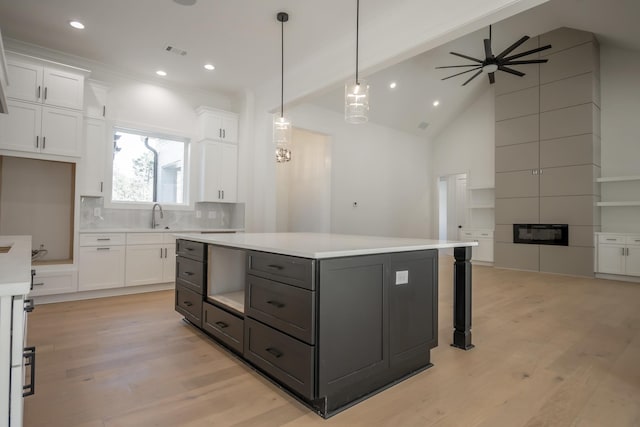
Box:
left=0, top=156, right=75, bottom=264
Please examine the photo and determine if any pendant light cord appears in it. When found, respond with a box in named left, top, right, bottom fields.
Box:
left=281, top=18, right=284, bottom=118
left=489, top=24, right=492, bottom=42
left=355, top=0, right=360, bottom=85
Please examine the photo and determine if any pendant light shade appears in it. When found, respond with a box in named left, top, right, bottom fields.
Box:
left=274, top=12, right=292, bottom=163
left=345, top=0, right=369, bottom=124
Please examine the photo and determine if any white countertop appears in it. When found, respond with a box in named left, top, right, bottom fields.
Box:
left=79, top=228, right=243, bottom=234
left=173, top=232, right=478, bottom=259
left=0, top=235, right=32, bottom=296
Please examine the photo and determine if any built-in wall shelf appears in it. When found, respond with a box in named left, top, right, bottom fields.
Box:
left=467, top=184, right=495, bottom=229
left=597, top=201, right=640, bottom=207
left=597, top=176, right=640, bottom=183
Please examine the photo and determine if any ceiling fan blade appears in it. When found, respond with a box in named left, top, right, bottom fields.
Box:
left=498, top=65, right=525, bottom=77
left=502, top=59, right=549, bottom=65
left=449, top=52, right=483, bottom=63
left=435, top=64, right=481, bottom=69
left=462, top=69, right=484, bottom=86
left=495, top=35, right=530, bottom=60
left=489, top=72, right=495, bottom=84
left=441, top=66, right=482, bottom=81
left=484, top=39, right=493, bottom=58
left=503, top=44, right=552, bottom=61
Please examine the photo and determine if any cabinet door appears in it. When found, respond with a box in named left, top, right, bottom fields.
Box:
left=626, top=246, right=640, bottom=277
left=221, top=115, right=238, bottom=143
left=79, top=246, right=125, bottom=290
left=198, top=113, right=223, bottom=141
left=125, top=244, right=165, bottom=286
left=219, top=142, right=238, bottom=202
left=388, top=251, right=437, bottom=366
left=474, top=237, right=494, bottom=262
left=163, top=245, right=177, bottom=283
left=84, top=81, right=109, bottom=119
left=0, top=100, right=41, bottom=153
left=41, top=106, right=82, bottom=156
left=200, top=141, right=222, bottom=201
left=30, top=270, right=78, bottom=297
left=79, top=118, right=107, bottom=196
left=597, top=244, right=625, bottom=275
left=43, top=67, right=84, bottom=110
left=6, top=59, right=42, bottom=103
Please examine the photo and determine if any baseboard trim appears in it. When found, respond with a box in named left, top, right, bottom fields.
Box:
left=595, top=273, right=640, bottom=284
left=33, top=283, right=175, bottom=304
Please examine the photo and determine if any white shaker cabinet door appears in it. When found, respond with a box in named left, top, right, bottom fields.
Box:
left=125, top=245, right=164, bottom=287
left=219, top=142, right=238, bottom=202
left=6, top=59, right=42, bottom=103
left=79, top=118, right=107, bottom=196
left=0, top=100, right=41, bottom=153
left=42, top=67, right=84, bottom=110
left=79, top=246, right=126, bottom=290
left=597, top=244, right=625, bottom=275
left=41, top=106, right=82, bottom=156
left=626, top=246, right=640, bottom=277
left=163, top=245, right=177, bottom=283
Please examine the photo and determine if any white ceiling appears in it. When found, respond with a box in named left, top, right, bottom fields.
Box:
left=309, top=0, right=640, bottom=138
left=0, top=0, right=638, bottom=137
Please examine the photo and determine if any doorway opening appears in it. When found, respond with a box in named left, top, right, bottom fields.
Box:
left=437, top=173, right=467, bottom=252
left=276, top=128, right=332, bottom=233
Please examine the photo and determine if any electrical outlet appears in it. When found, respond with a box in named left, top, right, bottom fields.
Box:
left=93, top=207, right=101, bottom=217
left=208, top=211, right=217, bottom=219
left=195, top=210, right=202, bottom=219
left=395, top=270, right=409, bottom=285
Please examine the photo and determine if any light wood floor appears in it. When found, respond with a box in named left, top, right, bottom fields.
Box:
left=24, top=257, right=640, bottom=427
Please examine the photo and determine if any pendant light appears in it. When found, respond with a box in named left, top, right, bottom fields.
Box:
left=274, top=11, right=292, bottom=163
left=345, top=0, right=369, bottom=124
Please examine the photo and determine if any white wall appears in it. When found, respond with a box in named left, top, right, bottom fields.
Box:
left=600, top=44, right=640, bottom=232
left=284, top=104, right=432, bottom=238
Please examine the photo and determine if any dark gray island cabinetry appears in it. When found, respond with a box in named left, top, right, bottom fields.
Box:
left=173, top=232, right=476, bottom=417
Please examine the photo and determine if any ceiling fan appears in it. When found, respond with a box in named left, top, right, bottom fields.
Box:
left=436, top=26, right=552, bottom=86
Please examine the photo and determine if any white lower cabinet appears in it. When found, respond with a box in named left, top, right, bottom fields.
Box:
left=125, top=233, right=176, bottom=286
left=596, top=233, right=640, bottom=278
left=78, top=233, right=126, bottom=291
left=30, top=268, right=78, bottom=297
left=460, top=228, right=494, bottom=263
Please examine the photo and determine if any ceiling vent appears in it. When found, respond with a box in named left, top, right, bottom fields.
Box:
left=417, top=121, right=429, bottom=130
left=165, top=45, right=187, bottom=56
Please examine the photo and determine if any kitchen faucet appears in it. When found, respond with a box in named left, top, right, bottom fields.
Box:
left=151, top=203, right=164, bottom=229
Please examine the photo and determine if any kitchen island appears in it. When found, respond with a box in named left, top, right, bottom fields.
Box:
left=173, top=232, right=476, bottom=417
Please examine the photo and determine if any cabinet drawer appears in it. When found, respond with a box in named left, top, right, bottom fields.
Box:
left=176, top=256, right=205, bottom=294
left=246, top=275, right=315, bottom=345
left=126, top=232, right=164, bottom=245
left=598, top=235, right=625, bottom=244
left=203, top=302, right=244, bottom=354
left=175, top=285, right=202, bottom=327
left=244, top=318, right=314, bottom=399
left=30, top=270, right=77, bottom=296
left=626, top=236, right=640, bottom=246
left=79, top=233, right=125, bottom=246
left=248, top=251, right=315, bottom=290
left=176, top=239, right=206, bottom=261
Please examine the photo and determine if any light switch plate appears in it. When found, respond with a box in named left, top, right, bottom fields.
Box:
left=93, top=207, right=101, bottom=217
left=195, top=210, right=202, bottom=218
left=395, top=270, right=409, bottom=285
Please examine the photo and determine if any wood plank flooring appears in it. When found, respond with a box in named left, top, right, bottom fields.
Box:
left=24, top=257, right=640, bottom=426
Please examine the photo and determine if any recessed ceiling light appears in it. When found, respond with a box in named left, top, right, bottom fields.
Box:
left=204, top=64, right=215, bottom=71
left=69, top=20, right=85, bottom=30
left=389, top=82, right=397, bottom=89
left=433, top=100, right=440, bottom=107
left=156, top=70, right=167, bottom=77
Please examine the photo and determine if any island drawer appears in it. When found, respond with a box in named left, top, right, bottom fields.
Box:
left=248, top=251, right=315, bottom=290
left=176, top=256, right=206, bottom=294
left=177, top=239, right=206, bottom=261
left=175, top=285, right=202, bottom=327
left=244, top=318, right=314, bottom=400
left=202, top=302, right=244, bottom=354
left=246, top=275, right=315, bottom=345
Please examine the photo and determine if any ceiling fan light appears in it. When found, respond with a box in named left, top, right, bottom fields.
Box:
left=483, top=64, right=498, bottom=73
left=345, top=80, right=369, bottom=124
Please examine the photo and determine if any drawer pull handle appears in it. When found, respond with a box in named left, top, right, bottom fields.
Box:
left=97, top=247, right=110, bottom=251
left=265, top=347, right=283, bottom=358
left=97, top=238, right=111, bottom=241
left=606, top=238, right=617, bottom=241
left=33, top=283, right=44, bottom=287
left=24, top=299, right=35, bottom=313
left=267, top=300, right=285, bottom=308
left=267, top=264, right=284, bottom=271
left=215, top=321, right=229, bottom=329
left=183, top=301, right=193, bottom=307
left=185, top=247, right=194, bottom=251
left=23, top=346, right=36, bottom=397
left=182, top=271, right=194, bottom=276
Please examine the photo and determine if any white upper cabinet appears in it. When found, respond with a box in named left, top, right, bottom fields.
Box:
left=6, top=55, right=86, bottom=111
left=0, top=99, right=41, bottom=152
left=199, top=140, right=238, bottom=203
left=196, top=106, right=238, bottom=143
left=84, top=80, right=109, bottom=119
left=40, top=106, right=83, bottom=156
left=78, top=118, right=107, bottom=196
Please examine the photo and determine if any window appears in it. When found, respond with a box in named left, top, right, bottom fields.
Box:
left=111, top=129, right=187, bottom=205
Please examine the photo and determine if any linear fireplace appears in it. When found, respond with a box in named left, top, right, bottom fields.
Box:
left=513, top=224, right=569, bottom=246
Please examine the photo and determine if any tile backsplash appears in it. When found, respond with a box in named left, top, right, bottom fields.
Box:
left=80, top=197, right=245, bottom=230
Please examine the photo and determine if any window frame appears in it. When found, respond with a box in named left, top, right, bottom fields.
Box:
left=104, top=123, right=192, bottom=211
